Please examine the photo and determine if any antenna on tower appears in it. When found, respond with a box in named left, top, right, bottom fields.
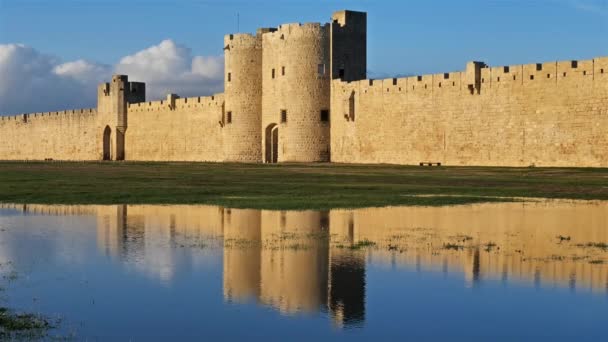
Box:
left=237, top=12, right=240, bottom=32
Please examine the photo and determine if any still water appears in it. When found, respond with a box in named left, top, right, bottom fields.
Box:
left=0, top=201, right=607, bottom=340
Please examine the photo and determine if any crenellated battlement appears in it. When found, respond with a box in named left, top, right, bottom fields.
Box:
left=263, top=22, right=330, bottom=42
left=127, top=93, right=224, bottom=113
left=0, top=108, right=97, bottom=123
left=224, top=33, right=263, bottom=49
left=331, top=53, right=608, bottom=167
left=334, top=56, right=608, bottom=97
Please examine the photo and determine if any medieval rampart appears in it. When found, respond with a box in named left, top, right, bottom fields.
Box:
left=0, top=10, right=605, bottom=167
left=0, top=108, right=100, bottom=160
left=331, top=57, right=608, bottom=167
left=125, top=94, right=225, bottom=161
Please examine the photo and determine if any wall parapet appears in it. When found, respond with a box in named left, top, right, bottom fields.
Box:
left=263, top=22, right=330, bottom=42
left=0, top=108, right=97, bottom=122
left=127, top=93, right=225, bottom=113
left=224, top=33, right=263, bottom=49
left=333, top=56, right=608, bottom=96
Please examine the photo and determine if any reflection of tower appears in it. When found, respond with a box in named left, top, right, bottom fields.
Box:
left=329, top=256, right=365, bottom=327
left=464, top=247, right=481, bottom=288
left=96, top=205, right=127, bottom=259
left=96, top=204, right=177, bottom=281
left=122, top=209, right=145, bottom=262
left=259, top=211, right=330, bottom=313
left=223, top=208, right=262, bottom=303
left=329, top=211, right=366, bottom=327
left=220, top=208, right=368, bottom=326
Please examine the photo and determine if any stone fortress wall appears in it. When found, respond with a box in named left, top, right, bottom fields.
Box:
left=0, top=108, right=98, bottom=160
left=0, top=9, right=606, bottom=167
left=125, top=94, right=225, bottom=161
left=331, top=58, right=608, bottom=167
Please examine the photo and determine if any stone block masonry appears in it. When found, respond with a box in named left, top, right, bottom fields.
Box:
left=0, top=9, right=606, bottom=167
left=331, top=57, right=608, bottom=167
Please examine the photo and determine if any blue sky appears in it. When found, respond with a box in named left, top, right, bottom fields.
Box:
left=0, top=0, right=607, bottom=114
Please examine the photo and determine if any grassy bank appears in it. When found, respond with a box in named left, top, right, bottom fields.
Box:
left=0, top=307, right=53, bottom=340
left=0, top=161, right=607, bottom=209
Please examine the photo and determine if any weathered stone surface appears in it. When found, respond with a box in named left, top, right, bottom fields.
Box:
left=331, top=58, right=608, bottom=167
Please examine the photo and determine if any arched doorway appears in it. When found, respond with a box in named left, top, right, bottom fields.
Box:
left=103, top=126, right=112, bottom=160
left=265, top=123, right=278, bottom=163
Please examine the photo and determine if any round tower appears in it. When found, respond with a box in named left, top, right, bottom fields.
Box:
left=223, top=33, right=263, bottom=162
left=261, top=23, right=331, bottom=163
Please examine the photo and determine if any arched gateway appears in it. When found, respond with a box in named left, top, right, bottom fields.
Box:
left=265, top=123, right=278, bottom=163
left=103, top=126, right=112, bottom=160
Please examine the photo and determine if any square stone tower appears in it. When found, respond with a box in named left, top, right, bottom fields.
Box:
left=331, top=10, right=367, bottom=82
left=97, top=75, right=145, bottom=160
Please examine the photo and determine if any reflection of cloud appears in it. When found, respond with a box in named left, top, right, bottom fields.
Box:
left=568, top=0, right=608, bottom=16
left=0, top=205, right=97, bottom=273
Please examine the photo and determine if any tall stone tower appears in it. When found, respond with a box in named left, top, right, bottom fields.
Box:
left=261, top=23, right=332, bottom=163
left=97, top=75, right=145, bottom=160
left=223, top=33, right=264, bottom=162
left=330, top=10, right=367, bottom=82
left=258, top=10, right=366, bottom=163
left=221, top=10, right=366, bottom=163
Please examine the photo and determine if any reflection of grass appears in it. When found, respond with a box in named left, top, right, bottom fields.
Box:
left=450, top=235, right=473, bottom=243
left=2, top=271, right=17, bottom=282
left=338, top=239, right=377, bottom=250
left=186, top=243, right=207, bottom=249
left=2, top=162, right=608, bottom=209
left=589, top=259, right=605, bottom=264
left=224, top=238, right=261, bottom=249
left=285, top=243, right=309, bottom=251
left=443, top=243, right=464, bottom=251
left=0, top=307, right=53, bottom=340
left=576, top=242, right=608, bottom=250
left=484, top=242, right=498, bottom=252
left=305, top=232, right=330, bottom=240
left=351, top=239, right=376, bottom=250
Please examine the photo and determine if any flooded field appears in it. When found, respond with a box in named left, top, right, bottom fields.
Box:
left=0, top=201, right=607, bottom=339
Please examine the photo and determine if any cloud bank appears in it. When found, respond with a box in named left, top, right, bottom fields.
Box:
left=0, top=40, right=224, bottom=115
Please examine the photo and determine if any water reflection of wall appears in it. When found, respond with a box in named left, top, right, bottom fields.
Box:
left=91, top=204, right=366, bottom=326
left=220, top=209, right=365, bottom=326
left=330, top=201, right=608, bottom=292
left=328, top=212, right=366, bottom=327
left=98, top=205, right=225, bottom=282
left=223, top=209, right=261, bottom=302
left=89, top=201, right=608, bottom=295
left=4, top=201, right=608, bottom=327
left=258, top=211, right=329, bottom=314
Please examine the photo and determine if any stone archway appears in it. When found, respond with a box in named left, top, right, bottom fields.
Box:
left=103, top=126, right=112, bottom=160
left=265, top=123, right=278, bottom=163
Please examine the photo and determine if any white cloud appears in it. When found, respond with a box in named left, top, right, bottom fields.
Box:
left=0, top=40, right=224, bottom=116
left=0, top=44, right=102, bottom=115
left=53, top=59, right=110, bottom=84
left=115, top=39, right=224, bottom=100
